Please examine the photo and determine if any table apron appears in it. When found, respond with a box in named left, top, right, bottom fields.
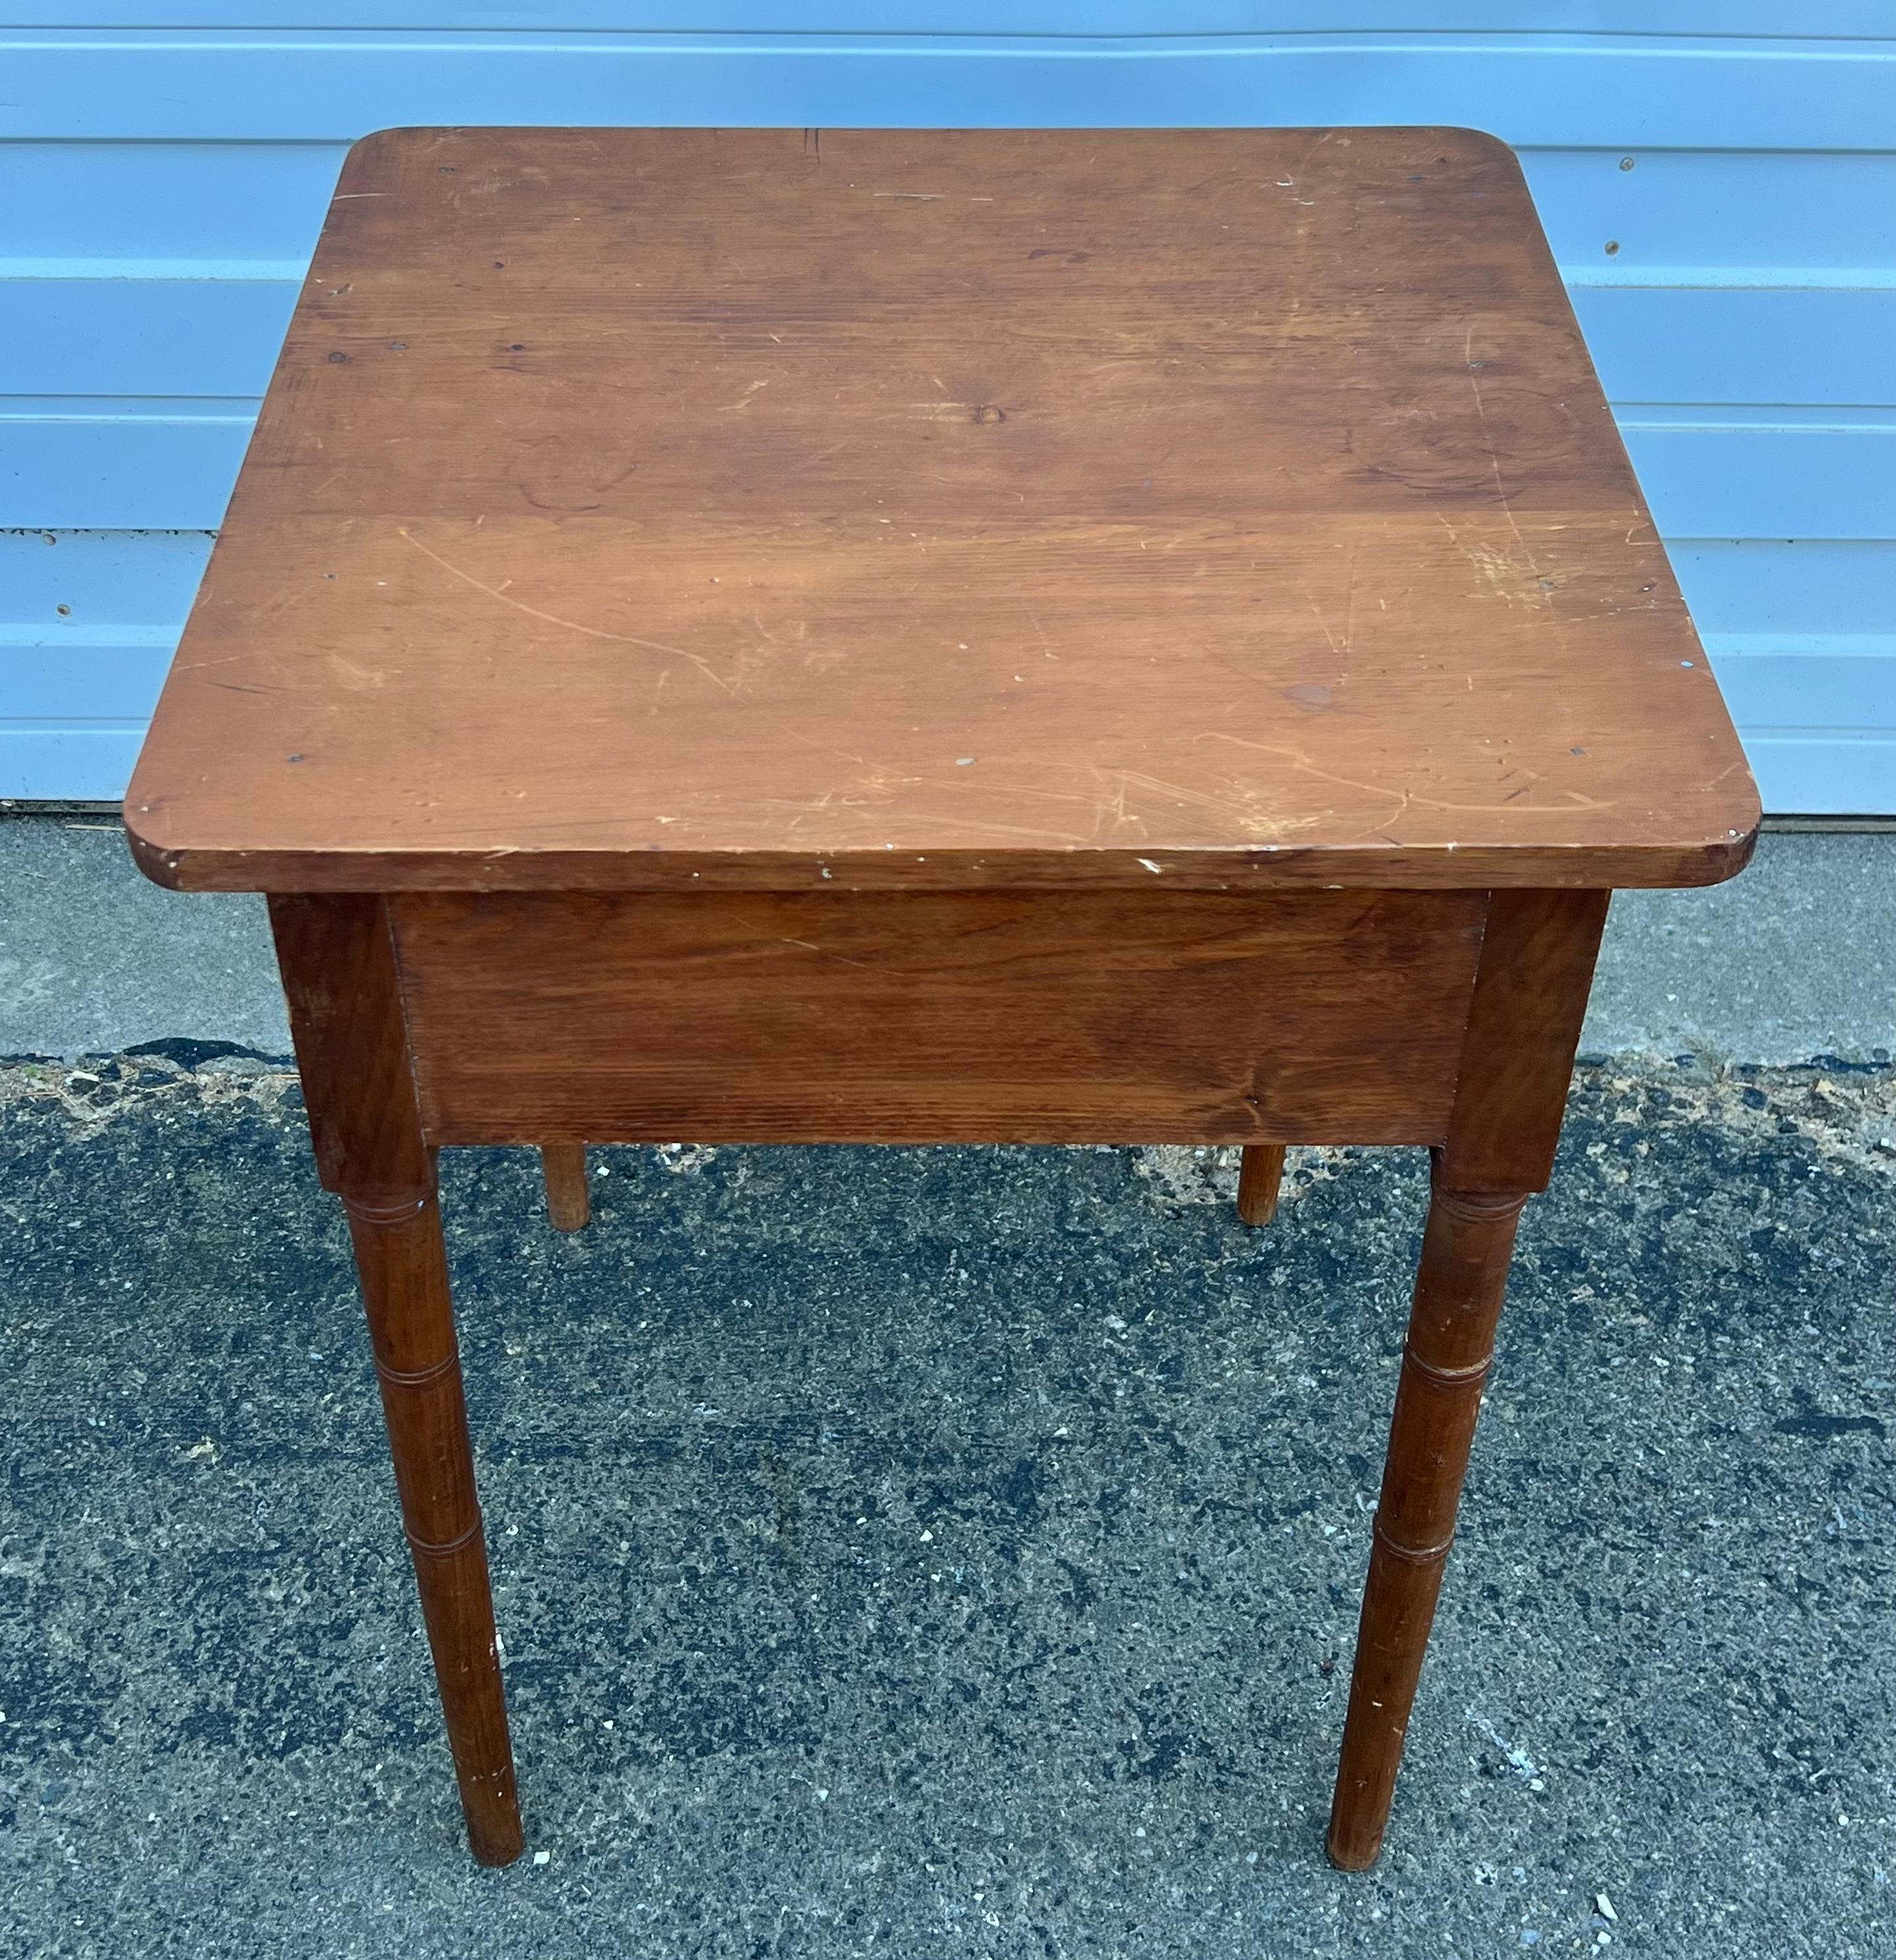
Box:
left=388, top=888, right=1489, bottom=1147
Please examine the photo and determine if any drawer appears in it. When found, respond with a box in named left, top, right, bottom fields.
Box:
left=392, top=887, right=1487, bottom=1146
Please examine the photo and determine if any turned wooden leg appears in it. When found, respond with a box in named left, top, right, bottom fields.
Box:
left=343, top=1181, right=523, bottom=1866
left=270, top=893, right=524, bottom=1867
left=1327, top=1173, right=1525, bottom=1869
left=1236, top=1143, right=1285, bottom=1226
left=540, top=1143, right=590, bottom=1231
left=1326, top=886, right=1610, bottom=1869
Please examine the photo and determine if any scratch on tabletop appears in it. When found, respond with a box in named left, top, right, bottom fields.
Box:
left=775, top=935, right=880, bottom=969
left=1196, top=732, right=1617, bottom=818
left=1458, top=328, right=1573, bottom=662
left=397, top=527, right=737, bottom=696
left=782, top=727, right=868, bottom=766
left=1299, top=582, right=1343, bottom=658
left=1462, top=323, right=1528, bottom=551
left=1435, top=512, right=1550, bottom=613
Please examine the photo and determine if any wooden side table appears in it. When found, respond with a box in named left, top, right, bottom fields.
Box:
left=126, top=127, right=1759, bottom=1871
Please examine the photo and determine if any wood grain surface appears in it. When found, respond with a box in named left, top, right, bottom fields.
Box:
left=1326, top=882, right=1607, bottom=1869
left=127, top=126, right=1757, bottom=894
left=269, top=894, right=523, bottom=1866
left=390, top=887, right=1487, bottom=1144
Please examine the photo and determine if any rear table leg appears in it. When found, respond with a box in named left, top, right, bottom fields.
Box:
left=1236, top=1144, right=1286, bottom=1226
left=541, top=1144, right=590, bottom=1232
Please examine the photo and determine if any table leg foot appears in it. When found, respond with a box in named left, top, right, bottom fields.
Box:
left=540, top=1144, right=590, bottom=1232
left=1326, top=1173, right=1527, bottom=1871
left=343, top=1184, right=525, bottom=1868
left=1236, top=1143, right=1285, bottom=1226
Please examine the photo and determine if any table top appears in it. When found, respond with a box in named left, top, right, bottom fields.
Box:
left=127, top=126, right=1758, bottom=895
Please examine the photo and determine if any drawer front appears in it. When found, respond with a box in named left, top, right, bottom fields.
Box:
left=393, top=888, right=1486, bottom=1146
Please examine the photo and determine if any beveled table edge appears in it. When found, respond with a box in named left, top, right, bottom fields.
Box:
left=125, top=827, right=1761, bottom=896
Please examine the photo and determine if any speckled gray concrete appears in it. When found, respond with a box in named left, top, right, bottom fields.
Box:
left=3, top=813, right=1895, bottom=1065
left=1584, top=833, right=1896, bottom=1065
left=0, top=817, right=288, bottom=1061
left=1, top=1055, right=1891, bottom=1957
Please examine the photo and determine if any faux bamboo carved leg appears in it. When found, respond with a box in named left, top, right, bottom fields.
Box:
left=1326, top=1175, right=1527, bottom=1870
left=1326, top=887, right=1609, bottom=1871
left=1236, top=1144, right=1286, bottom=1226
left=344, top=1182, right=523, bottom=1867
left=269, top=893, right=525, bottom=1868
left=540, top=1144, right=590, bottom=1232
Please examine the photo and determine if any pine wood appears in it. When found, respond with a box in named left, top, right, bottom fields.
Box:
left=1439, top=886, right=1615, bottom=1192
left=541, top=1144, right=591, bottom=1231
left=132, top=129, right=1760, bottom=1874
left=126, top=126, right=1757, bottom=897
left=389, top=889, right=1485, bottom=1146
left=1326, top=887, right=1608, bottom=1870
left=1236, top=1144, right=1287, bottom=1226
left=269, top=895, right=524, bottom=1868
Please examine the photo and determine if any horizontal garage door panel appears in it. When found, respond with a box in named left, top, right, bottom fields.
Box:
left=0, top=527, right=214, bottom=618
left=1735, top=735, right=1896, bottom=815
left=0, top=726, right=145, bottom=801
left=11, top=6, right=1891, bottom=30
left=1523, top=147, right=1896, bottom=281
left=2, top=282, right=298, bottom=399
left=2, top=34, right=1890, bottom=148
left=1573, top=289, right=1895, bottom=410
left=1714, top=653, right=1896, bottom=732
left=0, top=140, right=338, bottom=268
left=1671, top=541, right=1896, bottom=642
left=0, top=643, right=173, bottom=721
left=1623, top=422, right=1896, bottom=544
left=0, top=412, right=253, bottom=530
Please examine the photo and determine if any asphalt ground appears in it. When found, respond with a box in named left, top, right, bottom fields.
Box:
left=1, top=816, right=1892, bottom=1956
left=0, top=1049, right=1891, bottom=1958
